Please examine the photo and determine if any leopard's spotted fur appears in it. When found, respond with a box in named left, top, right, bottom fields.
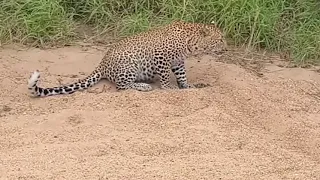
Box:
left=28, top=20, right=227, bottom=97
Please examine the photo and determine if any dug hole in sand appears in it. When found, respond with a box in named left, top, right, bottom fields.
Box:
left=0, top=44, right=320, bottom=179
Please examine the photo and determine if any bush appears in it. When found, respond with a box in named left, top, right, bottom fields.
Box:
left=0, top=0, right=319, bottom=64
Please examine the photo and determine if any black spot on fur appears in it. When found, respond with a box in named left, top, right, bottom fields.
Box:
left=44, top=89, right=49, bottom=96
left=172, top=67, right=179, bottom=71
left=65, top=88, right=73, bottom=92
left=38, top=87, right=43, bottom=94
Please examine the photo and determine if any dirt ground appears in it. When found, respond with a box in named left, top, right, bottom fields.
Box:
left=0, top=44, right=320, bottom=180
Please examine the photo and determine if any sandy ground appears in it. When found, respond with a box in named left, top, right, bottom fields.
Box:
left=0, top=44, right=320, bottom=180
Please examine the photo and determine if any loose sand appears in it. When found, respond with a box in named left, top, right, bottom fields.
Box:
left=0, top=44, right=319, bottom=180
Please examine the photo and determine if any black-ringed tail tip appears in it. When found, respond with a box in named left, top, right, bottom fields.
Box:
left=27, top=70, right=102, bottom=97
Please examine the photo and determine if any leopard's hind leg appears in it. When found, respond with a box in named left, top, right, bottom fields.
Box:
left=114, top=67, right=153, bottom=92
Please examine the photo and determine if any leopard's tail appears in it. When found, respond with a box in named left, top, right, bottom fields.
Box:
left=27, top=69, right=103, bottom=97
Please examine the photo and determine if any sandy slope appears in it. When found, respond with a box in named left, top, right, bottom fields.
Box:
left=0, top=45, right=320, bottom=180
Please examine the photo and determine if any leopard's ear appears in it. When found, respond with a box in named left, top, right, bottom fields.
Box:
left=199, top=27, right=211, bottom=37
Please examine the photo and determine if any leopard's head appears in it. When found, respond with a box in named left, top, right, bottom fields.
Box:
left=188, top=23, right=228, bottom=56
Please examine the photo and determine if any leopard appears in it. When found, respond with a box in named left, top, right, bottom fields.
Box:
left=27, top=20, right=227, bottom=97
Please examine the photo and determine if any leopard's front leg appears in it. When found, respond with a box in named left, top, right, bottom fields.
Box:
left=171, top=62, right=195, bottom=89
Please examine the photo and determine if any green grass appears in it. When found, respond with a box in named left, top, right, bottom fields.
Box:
left=0, top=0, right=319, bottom=64
left=0, top=0, right=75, bottom=46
